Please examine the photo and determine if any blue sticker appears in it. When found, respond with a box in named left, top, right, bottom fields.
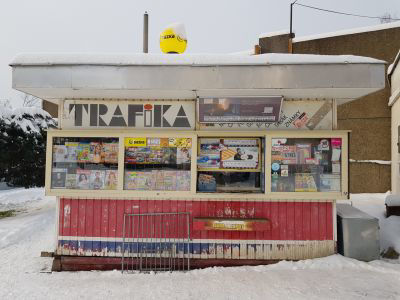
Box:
left=271, top=163, right=280, bottom=172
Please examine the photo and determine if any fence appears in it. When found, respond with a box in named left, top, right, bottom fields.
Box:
left=122, top=212, right=191, bottom=273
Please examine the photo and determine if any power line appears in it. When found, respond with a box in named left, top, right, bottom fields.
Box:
left=294, top=3, right=400, bottom=21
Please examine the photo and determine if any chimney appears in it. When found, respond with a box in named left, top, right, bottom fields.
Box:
left=143, top=12, right=149, bottom=53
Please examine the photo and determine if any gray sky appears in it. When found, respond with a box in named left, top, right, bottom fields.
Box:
left=1, top=0, right=399, bottom=107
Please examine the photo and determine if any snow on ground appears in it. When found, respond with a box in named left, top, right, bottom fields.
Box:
left=0, top=189, right=400, bottom=300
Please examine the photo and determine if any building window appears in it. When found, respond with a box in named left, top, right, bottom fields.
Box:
left=124, top=137, right=192, bottom=191
left=197, top=138, right=264, bottom=193
left=51, top=137, right=119, bottom=190
left=271, top=138, right=342, bottom=192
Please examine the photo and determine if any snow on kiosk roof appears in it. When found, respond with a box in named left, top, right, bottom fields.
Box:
left=11, top=53, right=385, bottom=104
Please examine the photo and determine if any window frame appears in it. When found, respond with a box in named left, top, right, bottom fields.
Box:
left=45, top=129, right=349, bottom=199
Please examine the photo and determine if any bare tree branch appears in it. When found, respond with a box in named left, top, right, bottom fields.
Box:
left=20, top=94, right=41, bottom=107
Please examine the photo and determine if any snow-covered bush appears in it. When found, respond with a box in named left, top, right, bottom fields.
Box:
left=0, top=106, right=57, bottom=188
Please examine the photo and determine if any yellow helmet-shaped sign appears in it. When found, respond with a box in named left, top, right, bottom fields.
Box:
left=160, top=23, right=187, bottom=54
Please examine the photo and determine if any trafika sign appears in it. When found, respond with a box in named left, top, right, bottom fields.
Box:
left=62, top=100, right=195, bottom=129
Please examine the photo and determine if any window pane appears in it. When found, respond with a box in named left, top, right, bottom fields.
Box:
left=124, top=137, right=192, bottom=191
left=51, top=137, right=119, bottom=190
left=271, top=138, right=342, bottom=192
left=197, top=137, right=264, bottom=193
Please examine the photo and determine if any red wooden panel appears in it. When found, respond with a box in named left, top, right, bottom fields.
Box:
left=231, top=202, right=241, bottom=240
left=278, top=202, right=287, bottom=240
left=70, top=199, right=79, bottom=237
left=59, top=198, right=65, bottom=237
left=93, top=200, right=102, bottom=238
left=270, top=201, right=279, bottom=240
left=286, top=201, right=295, bottom=241
left=115, top=200, right=124, bottom=238
left=101, top=200, right=109, bottom=252
left=85, top=199, right=94, bottom=254
left=206, top=200, right=216, bottom=241
left=78, top=199, right=86, bottom=237
left=310, top=202, right=319, bottom=240
left=294, top=202, right=303, bottom=240
left=302, top=201, right=311, bottom=240
left=239, top=201, right=248, bottom=240
left=108, top=200, right=117, bottom=252
left=192, top=201, right=201, bottom=239
left=200, top=200, right=208, bottom=254
left=326, top=202, right=333, bottom=240
left=262, top=201, right=271, bottom=240
left=178, top=200, right=187, bottom=239
left=318, top=202, right=327, bottom=240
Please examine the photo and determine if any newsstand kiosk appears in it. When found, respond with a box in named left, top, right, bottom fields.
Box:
left=11, top=53, right=385, bottom=271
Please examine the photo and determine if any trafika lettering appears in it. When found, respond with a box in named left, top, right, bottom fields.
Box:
left=69, top=103, right=191, bottom=128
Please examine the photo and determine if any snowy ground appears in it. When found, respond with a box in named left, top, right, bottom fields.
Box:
left=1, top=189, right=400, bottom=300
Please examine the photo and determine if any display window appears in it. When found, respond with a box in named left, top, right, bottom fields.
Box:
left=51, top=137, right=119, bottom=190
left=271, top=138, right=342, bottom=192
left=124, top=137, right=192, bottom=191
left=197, top=137, right=264, bottom=193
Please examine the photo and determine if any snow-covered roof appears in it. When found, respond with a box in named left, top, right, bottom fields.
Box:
left=293, top=21, right=400, bottom=43
left=258, top=30, right=290, bottom=39
left=10, top=53, right=385, bottom=66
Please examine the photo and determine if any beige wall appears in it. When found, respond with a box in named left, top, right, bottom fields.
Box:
left=391, top=60, right=400, bottom=194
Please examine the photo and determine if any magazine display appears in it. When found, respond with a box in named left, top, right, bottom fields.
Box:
left=52, top=138, right=119, bottom=190
left=124, top=137, right=192, bottom=191
left=271, top=138, right=342, bottom=192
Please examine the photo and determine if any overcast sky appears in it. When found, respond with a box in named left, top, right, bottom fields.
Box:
left=1, top=0, right=399, bottom=107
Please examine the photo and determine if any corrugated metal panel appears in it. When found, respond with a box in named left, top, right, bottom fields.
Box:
left=57, top=198, right=334, bottom=260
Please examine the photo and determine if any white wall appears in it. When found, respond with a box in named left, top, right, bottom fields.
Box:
left=391, top=61, right=400, bottom=194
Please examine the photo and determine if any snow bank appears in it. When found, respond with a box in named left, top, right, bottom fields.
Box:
left=10, top=52, right=385, bottom=67
left=385, top=195, right=400, bottom=207
left=293, top=21, right=400, bottom=43
left=349, top=159, right=391, bottom=165
left=0, top=106, right=56, bottom=134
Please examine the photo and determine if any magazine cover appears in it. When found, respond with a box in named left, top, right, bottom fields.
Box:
left=89, top=170, right=105, bottom=190
left=77, top=143, right=90, bottom=163
left=154, top=170, right=165, bottom=190
left=295, top=173, right=318, bottom=192
left=65, top=173, right=77, bottom=189
left=197, top=173, right=217, bottom=192
left=125, top=171, right=154, bottom=190
left=76, top=169, right=90, bottom=189
left=51, top=168, right=67, bottom=188
left=197, top=154, right=220, bottom=169
left=163, top=171, right=177, bottom=190
left=176, top=171, right=191, bottom=191
left=104, top=170, right=118, bottom=190
left=90, top=142, right=103, bottom=163
left=296, top=144, right=311, bottom=164
left=102, top=143, right=118, bottom=164
left=53, top=145, right=67, bottom=162
left=320, top=174, right=341, bottom=192
left=65, top=142, right=78, bottom=162
left=177, top=147, right=191, bottom=164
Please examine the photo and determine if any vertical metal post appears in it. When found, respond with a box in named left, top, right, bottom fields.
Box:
left=143, top=12, right=149, bottom=53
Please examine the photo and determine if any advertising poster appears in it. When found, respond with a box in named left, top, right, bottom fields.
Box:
left=51, top=168, right=67, bottom=188
left=198, top=97, right=282, bottom=123
left=89, top=170, right=105, bottom=190
left=198, top=100, right=333, bottom=131
left=104, top=170, right=118, bottom=190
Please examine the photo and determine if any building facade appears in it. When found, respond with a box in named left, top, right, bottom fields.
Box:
left=259, top=22, right=400, bottom=193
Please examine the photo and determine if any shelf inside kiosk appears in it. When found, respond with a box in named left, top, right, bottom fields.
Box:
left=271, top=138, right=342, bottom=193
left=124, top=137, right=192, bottom=191
left=197, top=137, right=264, bottom=193
left=51, top=137, right=119, bottom=190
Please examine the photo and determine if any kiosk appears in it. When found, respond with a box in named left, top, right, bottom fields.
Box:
left=11, top=53, right=385, bottom=271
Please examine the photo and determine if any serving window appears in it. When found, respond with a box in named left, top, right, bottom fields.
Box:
left=51, top=137, right=119, bottom=190
left=271, top=137, right=342, bottom=192
left=197, top=138, right=264, bottom=193
left=124, top=137, right=192, bottom=191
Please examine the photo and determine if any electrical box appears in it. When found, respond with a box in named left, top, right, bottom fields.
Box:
left=337, top=203, right=380, bottom=261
